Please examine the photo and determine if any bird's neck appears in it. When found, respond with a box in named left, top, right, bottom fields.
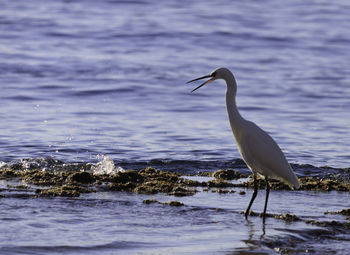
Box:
left=226, top=82, right=245, bottom=138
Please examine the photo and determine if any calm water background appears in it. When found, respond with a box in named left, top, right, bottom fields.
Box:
left=1, top=0, right=350, bottom=254
left=0, top=0, right=349, bottom=167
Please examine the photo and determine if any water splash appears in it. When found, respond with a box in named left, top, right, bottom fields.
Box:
left=91, top=155, right=125, bottom=175
left=0, top=161, right=6, bottom=168
left=0, top=158, right=64, bottom=171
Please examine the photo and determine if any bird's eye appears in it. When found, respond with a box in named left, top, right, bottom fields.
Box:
left=212, top=72, right=217, bottom=77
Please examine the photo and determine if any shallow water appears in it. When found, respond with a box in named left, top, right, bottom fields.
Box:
left=1, top=179, right=350, bottom=255
left=1, top=159, right=350, bottom=254
left=1, top=0, right=350, bottom=254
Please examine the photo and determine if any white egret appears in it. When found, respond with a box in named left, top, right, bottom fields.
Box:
left=187, top=67, right=300, bottom=221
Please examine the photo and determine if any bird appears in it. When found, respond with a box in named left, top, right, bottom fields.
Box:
left=187, top=67, right=300, bottom=222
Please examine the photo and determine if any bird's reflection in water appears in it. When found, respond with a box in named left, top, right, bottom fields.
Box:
left=227, top=218, right=269, bottom=255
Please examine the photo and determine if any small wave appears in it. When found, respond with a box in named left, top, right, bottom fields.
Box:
left=2, top=95, right=44, bottom=101
left=71, top=88, right=136, bottom=97
left=106, top=0, right=149, bottom=5
left=45, top=31, right=76, bottom=38
left=261, top=227, right=349, bottom=254
left=0, top=240, right=152, bottom=254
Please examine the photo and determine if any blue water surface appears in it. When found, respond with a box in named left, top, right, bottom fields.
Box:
left=0, top=0, right=349, bottom=166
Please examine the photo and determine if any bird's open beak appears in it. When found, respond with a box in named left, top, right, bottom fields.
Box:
left=187, top=74, right=214, bottom=93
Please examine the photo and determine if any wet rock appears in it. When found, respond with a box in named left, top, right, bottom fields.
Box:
left=211, top=189, right=235, bottom=194
left=207, top=179, right=234, bottom=188
left=212, top=169, right=246, bottom=180
left=165, top=201, right=184, bottom=206
left=107, top=182, right=136, bottom=192
left=338, top=209, right=350, bottom=216
left=170, top=186, right=196, bottom=197
left=35, top=185, right=94, bottom=197
left=324, top=208, right=350, bottom=216
left=239, top=190, right=246, bottom=195
left=131, top=168, right=195, bottom=196
left=195, top=171, right=212, bottom=177
left=112, top=170, right=144, bottom=184
left=236, top=178, right=292, bottom=190
left=66, top=172, right=94, bottom=184
left=5, top=165, right=348, bottom=202
left=214, top=189, right=230, bottom=194
left=22, top=170, right=64, bottom=186
left=231, top=176, right=350, bottom=192
left=180, top=179, right=206, bottom=187
left=273, top=213, right=301, bottom=222
left=142, top=168, right=179, bottom=182
left=135, top=180, right=173, bottom=194
left=242, top=210, right=259, bottom=217
left=305, top=220, right=350, bottom=229
left=141, top=166, right=157, bottom=174
left=0, top=169, right=18, bottom=178
left=143, top=198, right=159, bottom=204
left=7, top=184, right=30, bottom=190
left=242, top=211, right=301, bottom=222
left=299, top=177, right=350, bottom=191
left=142, top=198, right=184, bottom=207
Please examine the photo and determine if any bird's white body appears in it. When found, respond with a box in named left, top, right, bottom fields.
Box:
left=188, top=67, right=300, bottom=219
left=225, top=80, right=299, bottom=188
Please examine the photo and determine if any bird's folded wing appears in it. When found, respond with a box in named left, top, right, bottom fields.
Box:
left=242, top=126, right=297, bottom=187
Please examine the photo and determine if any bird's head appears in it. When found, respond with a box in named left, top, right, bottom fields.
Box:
left=187, top=67, right=233, bottom=93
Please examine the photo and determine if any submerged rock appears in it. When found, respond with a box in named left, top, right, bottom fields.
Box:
left=165, top=201, right=184, bottom=206
left=243, top=211, right=301, bottom=222
left=305, top=220, right=350, bottom=229
left=35, top=185, right=94, bottom=197
left=143, top=198, right=159, bottom=204
left=207, top=179, right=234, bottom=188
left=273, top=213, right=301, bottom=222
left=142, top=198, right=184, bottom=207
left=324, top=208, right=350, bottom=216
left=211, top=189, right=231, bottom=194
left=6, top=184, right=30, bottom=190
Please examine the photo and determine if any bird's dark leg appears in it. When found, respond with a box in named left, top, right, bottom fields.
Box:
left=245, top=173, right=258, bottom=218
left=262, top=176, right=270, bottom=223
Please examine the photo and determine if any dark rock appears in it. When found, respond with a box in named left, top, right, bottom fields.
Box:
left=207, top=179, right=234, bottom=188
left=67, top=172, right=94, bottom=184
left=213, top=169, right=245, bottom=180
